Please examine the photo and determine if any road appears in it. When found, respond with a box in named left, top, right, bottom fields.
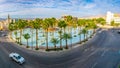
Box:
left=0, top=28, right=120, bottom=68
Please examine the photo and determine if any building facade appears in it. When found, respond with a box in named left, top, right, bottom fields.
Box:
left=106, top=11, right=120, bottom=24
left=0, top=14, right=12, bottom=30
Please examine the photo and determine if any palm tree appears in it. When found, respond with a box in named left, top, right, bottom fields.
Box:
left=14, top=31, right=18, bottom=42
left=90, top=21, right=97, bottom=34
left=17, top=19, right=27, bottom=44
left=8, top=20, right=18, bottom=38
left=43, top=18, right=50, bottom=50
left=51, top=17, right=57, bottom=36
left=33, top=18, right=42, bottom=50
left=29, top=20, right=35, bottom=48
left=82, top=28, right=87, bottom=41
left=85, top=20, right=93, bottom=38
left=77, top=19, right=83, bottom=41
left=16, top=37, right=20, bottom=43
left=62, top=21, right=67, bottom=33
left=58, top=20, right=65, bottom=48
left=48, top=18, right=56, bottom=37
left=49, top=17, right=56, bottom=28
left=58, top=30, right=62, bottom=48
left=62, top=33, right=72, bottom=49
left=51, top=38, right=59, bottom=49
left=8, top=23, right=15, bottom=37
left=64, top=15, right=73, bottom=33
left=23, top=33, right=30, bottom=48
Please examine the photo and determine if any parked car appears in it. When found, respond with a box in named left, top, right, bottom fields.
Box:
left=2, top=34, right=7, bottom=37
left=9, top=53, right=25, bottom=64
left=118, top=30, right=120, bottom=34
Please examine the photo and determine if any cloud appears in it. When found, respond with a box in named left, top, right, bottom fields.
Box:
left=83, top=3, right=96, bottom=9
left=0, top=0, right=6, bottom=3
left=0, top=0, right=120, bottom=18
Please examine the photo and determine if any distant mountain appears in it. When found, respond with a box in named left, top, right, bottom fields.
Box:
left=81, top=15, right=106, bottom=19
left=114, top=13, right=120, bottom=17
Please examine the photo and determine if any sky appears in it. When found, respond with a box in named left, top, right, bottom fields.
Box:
left=0, top=0, right=120, bottom=18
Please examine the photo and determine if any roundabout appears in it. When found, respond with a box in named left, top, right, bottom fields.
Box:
left=11, top=28, right=93, bottom=50
left=8, top=16, right=97, bottom=51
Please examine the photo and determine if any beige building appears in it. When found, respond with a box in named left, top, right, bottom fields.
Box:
left=0, top=14, right=12, bottom=30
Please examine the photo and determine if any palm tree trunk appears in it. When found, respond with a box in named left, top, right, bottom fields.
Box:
left=15, top=35, right=17, bottom=42
left=60, top=33, right=62, bottom=48
left=66, top=39, right=68, bottom=49
left=31, top=29, right=33, bottom=49
left=64, top=28, right=65, bottom=33
left=79, top=27, right=81, bottom=42
left=46, top=29, right=48, bottom=49
left=86, top=32, right=88, bottom=39
left=18, top=38, right=20, bottom=43
left=70, top=27, right=72, bottom=47
left=93, top=29, right=95, bottom=34
left=27, top=39, right=28, bottom=48
left=36, top=29, right=38, bottom=49
left=84, top=33, right=85, bottom=41
left=54, top=44, right=56, bottom=49
left=20, top=29, right=22, bottom=44
left=60, top=28, right=62, bottom=48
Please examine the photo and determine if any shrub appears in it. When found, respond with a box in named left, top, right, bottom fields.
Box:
left=74, top=35, right=77, bottom=37
left=35, top=48, right=39, bottom=50
left=26, top=46, right=29, bottom=48
left=79, top=41, right=82, bottom=44
left=46, top=48, right=63, bottom=51
left=19, top=43, right=22, bottom=45
left=90, top=36, right=92, bottom=38
left=65, top=47, right=68, bottom=49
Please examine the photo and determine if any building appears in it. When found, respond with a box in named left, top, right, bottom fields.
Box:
left=0, top=21, right=4, bottom=30
left=0, top=14, right=12, bottom=30
left=106, top=11, right=120, bottom=24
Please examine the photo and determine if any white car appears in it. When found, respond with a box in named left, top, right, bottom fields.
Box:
left=9, top=53, right=25, bottom=64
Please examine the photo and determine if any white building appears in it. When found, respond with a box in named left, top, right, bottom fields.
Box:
left=106, top=11, right=120, bottom=24
left=106, top=11, right=114, bottom=24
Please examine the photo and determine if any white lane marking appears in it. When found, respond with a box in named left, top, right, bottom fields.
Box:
left=91, top=62, right=98, bottom=68
left=98, top=31, right=100, bottom=33
left=101, top=49, right=108, bottom=57
left=101, top=51, right=106, bottom=57
left=88, top=50, right=98, bottom=57
left=84, top=49, right=88, bottom=52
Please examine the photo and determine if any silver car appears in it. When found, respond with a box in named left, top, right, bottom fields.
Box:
left=9, top=53, right=25, bottom=64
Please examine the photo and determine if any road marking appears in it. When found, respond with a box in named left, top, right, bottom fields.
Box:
left=84, top=49, right=88, bottom=52
left=98, top=31, right=102, bottom=33
left=111, top=34, right=114, bottom=36
left=101, top=49, right=108, bottom=57
left=101, top=51, right=106, bottom=57
left=91, top=62, right=97, bottom=68
left=88, top=50, right=98, bottom=57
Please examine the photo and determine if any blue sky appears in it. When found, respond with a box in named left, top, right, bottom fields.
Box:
left=0, top=0, right=120, bottom=18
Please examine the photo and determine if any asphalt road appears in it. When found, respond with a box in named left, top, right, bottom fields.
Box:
left=0, top=28, right=120, bottom=68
